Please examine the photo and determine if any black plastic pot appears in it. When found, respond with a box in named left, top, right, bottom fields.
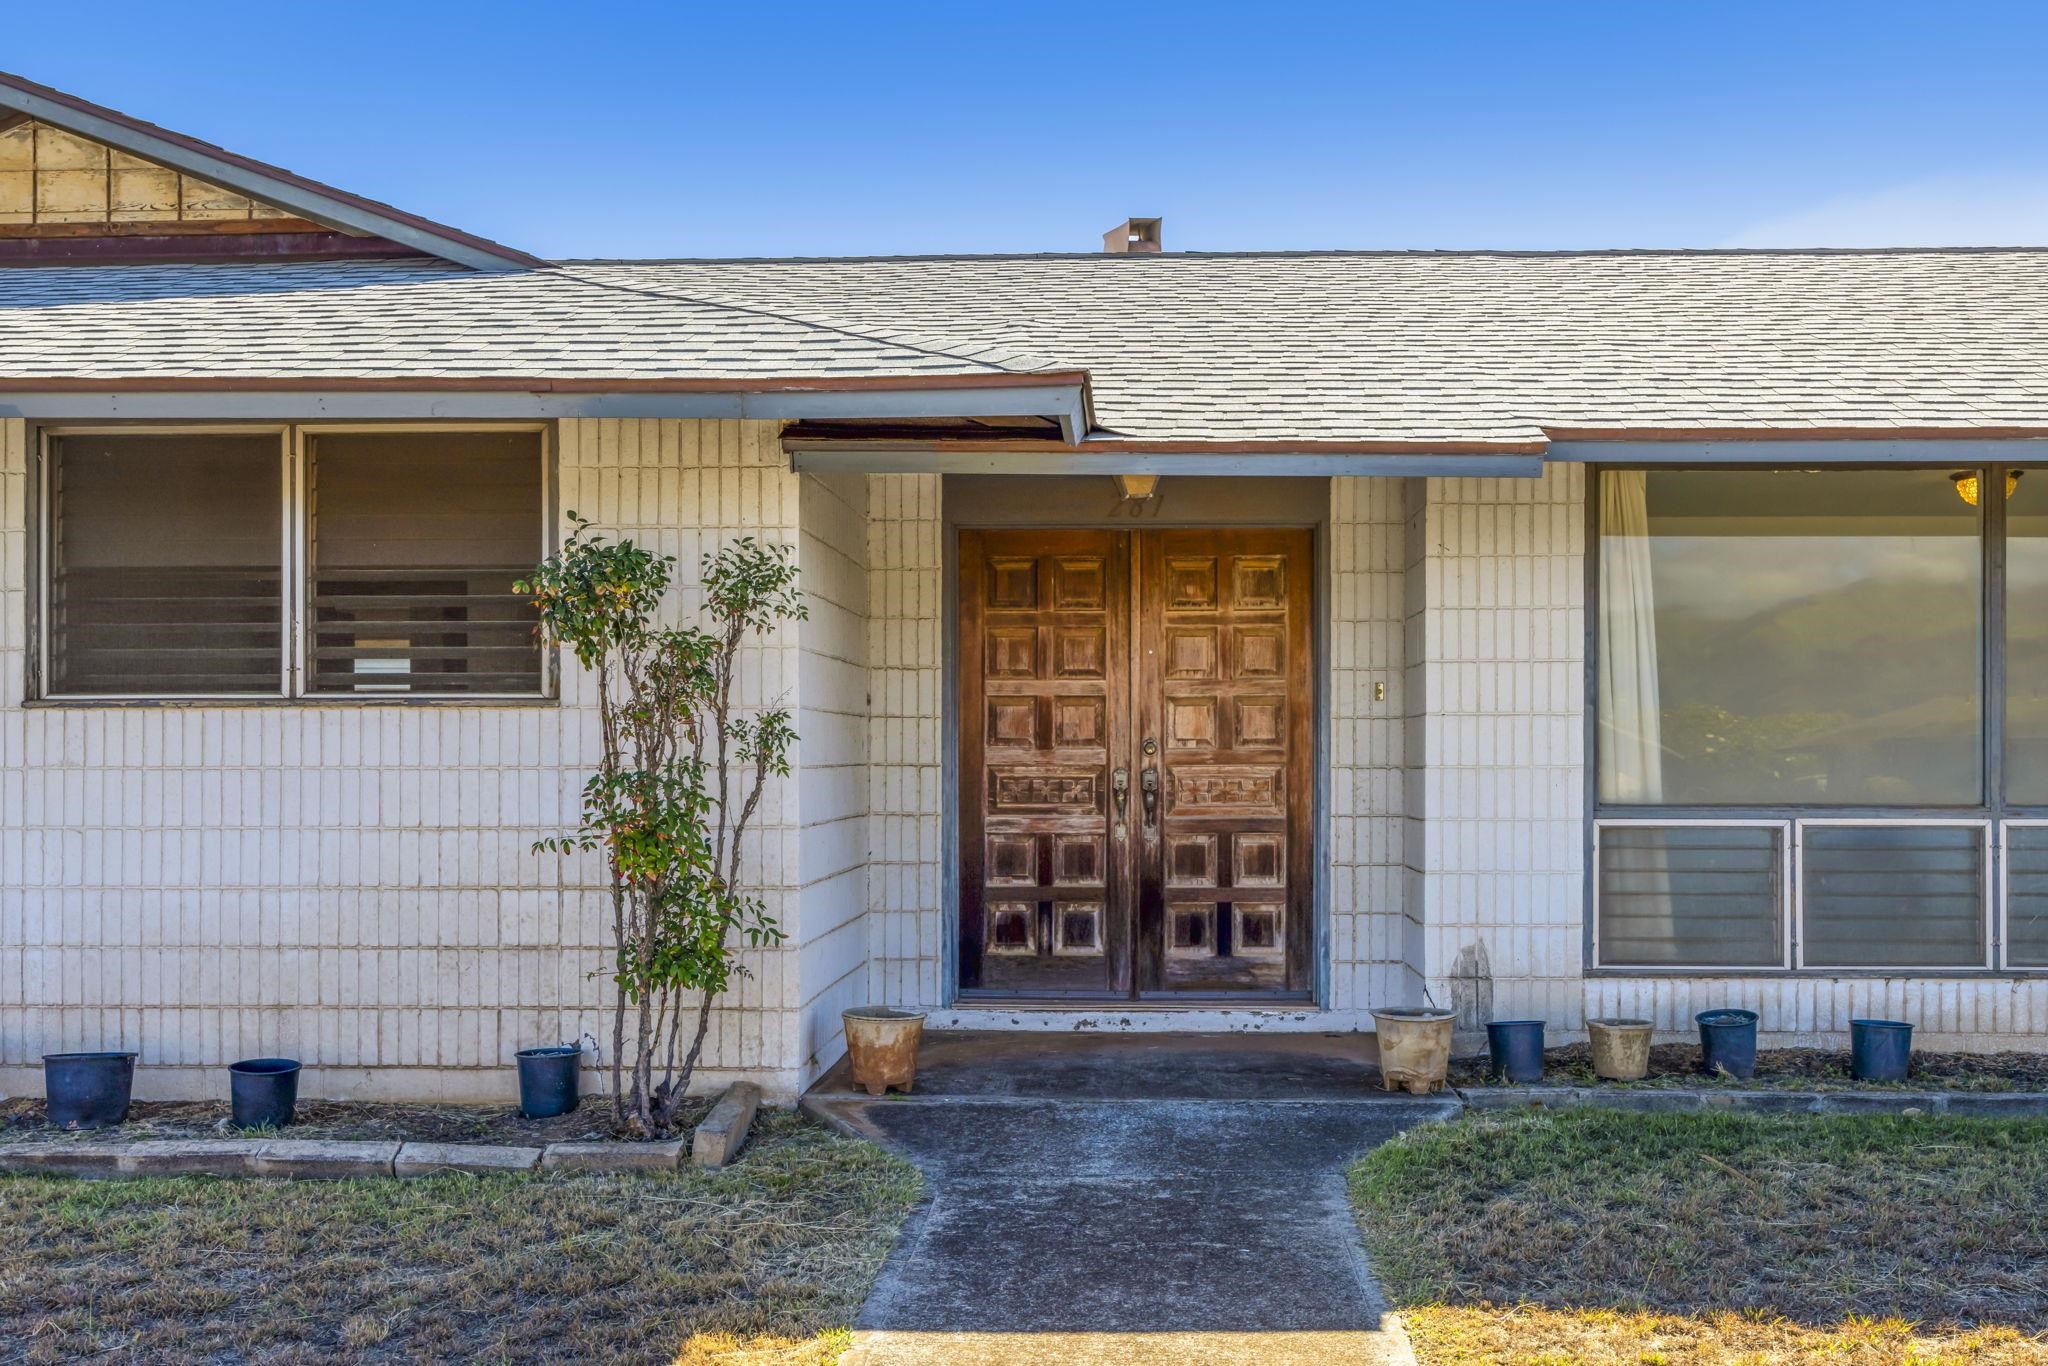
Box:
left=229, top=1058, right=302, bottom=1130
left=1486, top=1020, right=1546, bottom=1083
left=1849, top=1019, right=1913, bottom=1083
left=1696, top=1008, right=1760, bottom=1079
left=516, top=1045, right=581, bottom=1119
left=43, top=1051, right=137, bottom=1130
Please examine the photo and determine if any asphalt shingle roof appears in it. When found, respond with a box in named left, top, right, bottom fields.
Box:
left=6, top=248, right=2048, bottom=445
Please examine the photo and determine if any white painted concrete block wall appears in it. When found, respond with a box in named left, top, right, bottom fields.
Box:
left=0, top=418, right=822, bottom=1100
left=1406, top=466, right=1588, bottom=1033
left=793, top=470, right=870, bottom=1086
left=1419, top=463, right=2045, bottom=1050
left=864, top=474, right=945, bottom=1012
left=1327, top=477, right=1413, bottom=1015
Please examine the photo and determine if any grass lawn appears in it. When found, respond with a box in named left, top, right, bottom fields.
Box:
left=0, top=1111, right=919, bottom=1365
left=1350, top=1110, right=2048, bottom=1365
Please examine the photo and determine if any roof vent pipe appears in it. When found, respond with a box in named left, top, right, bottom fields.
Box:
left=1103, top=217, right=1162, bottom=254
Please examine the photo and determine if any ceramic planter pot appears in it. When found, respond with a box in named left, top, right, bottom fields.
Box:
left=1371, top=1007, right=1456, bottom=1096
left=843, top=1006, right=925, bottom=1096
left=1587, top=1018, right=1654, bottom=1081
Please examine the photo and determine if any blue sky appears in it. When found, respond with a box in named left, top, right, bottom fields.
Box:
left=9, top=2, right=2047, bottom=258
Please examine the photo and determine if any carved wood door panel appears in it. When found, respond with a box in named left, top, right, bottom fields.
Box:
left=1136, top=528, right=1313, bottom=994
left=959, top=527, right=1311, bottom=999
left=959, top=530, right=1133, bottom=995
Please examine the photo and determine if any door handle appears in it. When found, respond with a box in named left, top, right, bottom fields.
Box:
left=1112, top=767, right=1129, bottom=819
left=1140, top=767, right=1159, bottom=828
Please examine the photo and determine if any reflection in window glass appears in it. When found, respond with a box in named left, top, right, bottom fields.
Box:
left=2007, top=469, right=2048, bottom=803
left=1598, top=469, right=1982, bottom=804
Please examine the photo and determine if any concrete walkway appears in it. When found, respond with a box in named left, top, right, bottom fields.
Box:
left=804, top=1031, right=1456, bottom=1365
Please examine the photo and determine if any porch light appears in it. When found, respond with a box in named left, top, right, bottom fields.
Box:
left=1113, top=474, right=1160, bottom=501
left=1951, top=469, right=2022, bottom=506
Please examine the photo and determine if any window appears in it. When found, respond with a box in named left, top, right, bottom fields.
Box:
left=40, top=427, right=548, bottom=700
left=308, top=433, right=544, bottom=695
left=2007, top=469, right=2048, bottom=803
left=1594, top=465, right=2045, bottom=973
left=1597, top=468, right=1981, bottom=805
left=1594, top=823, right=1786, bottom=968
left=2005, top=824, right=2048, bottom=967
left=1799, top=824, right=1988, bottom=969
left=46, top=433, right=283, bottom=695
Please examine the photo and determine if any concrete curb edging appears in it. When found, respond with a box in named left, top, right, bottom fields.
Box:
left=1455, top=1086, right=2048, bottom=1115
left=0, top=1083, right=763, bottom=1180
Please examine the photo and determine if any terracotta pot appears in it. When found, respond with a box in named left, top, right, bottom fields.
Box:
left=1588, top=1017, right=1653, bottom=1081
left=843, top=1006, right=925, bottom=1096
left=1370, top=1007, right=1456, bottom=1096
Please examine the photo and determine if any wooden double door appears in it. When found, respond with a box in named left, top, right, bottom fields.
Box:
left=960, top=527, right=1314, bottom=999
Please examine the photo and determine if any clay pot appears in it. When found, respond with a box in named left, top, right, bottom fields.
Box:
left=1588, top=1017, right=1653, bottom=1081
left=843, top=1006, right=925, bottom=1096
left=1370, top=1007, right=1456, bottom=1096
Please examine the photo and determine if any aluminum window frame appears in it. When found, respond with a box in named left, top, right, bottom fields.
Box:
left=1585, top=461, right=2048, bottom=977
left=32, top=421, right=556, bottom=704
left=1998, top=817, right=2048, bottom=970
left=35, top=424, right=294, bottom=702
left=1591, top=817, right=1794, bottom=972
left=1793, top=818, right=1995, bottom=972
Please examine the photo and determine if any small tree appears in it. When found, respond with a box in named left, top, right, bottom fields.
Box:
left=520, top=517, right=805, bottom=1137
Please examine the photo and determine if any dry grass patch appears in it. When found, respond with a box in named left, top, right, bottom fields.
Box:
left=1351, top=1110, right=2048, bottom=1365
left=0, top=1110, right=918, bottom=1364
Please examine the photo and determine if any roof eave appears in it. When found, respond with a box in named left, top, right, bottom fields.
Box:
left=0, top=371, right=1094, bottom=426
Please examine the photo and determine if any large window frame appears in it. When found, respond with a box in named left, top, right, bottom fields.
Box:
left=32, top=423, right=557, bottom=704
left=1587, top=462, right=2045, bottom=977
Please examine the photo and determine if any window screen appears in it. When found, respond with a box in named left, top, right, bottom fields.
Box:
left=1597, top=825, right=1785, bottom=967
left=2006, top=825, right=2048, bottom=968
left=1801, top=825, right=1986, bottom=968
left=307, top=431, right=544, bottom=695
left=47, top=433, right=282, bottom=695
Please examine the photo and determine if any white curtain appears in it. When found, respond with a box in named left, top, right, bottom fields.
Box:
left=1599, top=470, right=1664, bottom=803
left=1598, top=470, right=1675, bottom=960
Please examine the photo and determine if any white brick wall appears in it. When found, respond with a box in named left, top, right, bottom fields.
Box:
left=0, top=418, right=820, bottom=1101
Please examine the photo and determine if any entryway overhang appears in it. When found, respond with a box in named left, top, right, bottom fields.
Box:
left=785, top=441, right=1547, bottom=478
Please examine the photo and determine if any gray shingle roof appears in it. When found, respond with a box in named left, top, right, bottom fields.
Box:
left=7, top=248, right=2048, bottom=445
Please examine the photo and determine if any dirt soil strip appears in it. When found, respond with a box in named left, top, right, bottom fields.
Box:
left=0, top=1095, right=703, bottom=1146
left=1450, top=1043, right=2048, bottom=1092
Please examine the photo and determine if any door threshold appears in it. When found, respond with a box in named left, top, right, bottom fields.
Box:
left=950, top=993, right=1318, bottom=1012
